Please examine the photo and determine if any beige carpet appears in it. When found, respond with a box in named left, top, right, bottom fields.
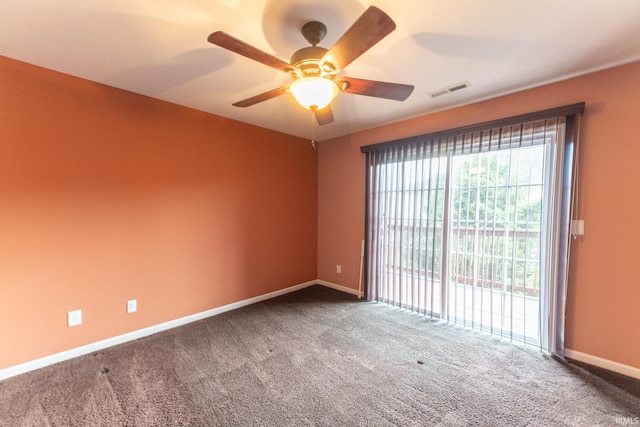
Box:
left=1, top=285, right=638, bottom=426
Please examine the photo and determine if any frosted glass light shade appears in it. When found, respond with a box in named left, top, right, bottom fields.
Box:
left=290, top=77, right=339, bottom=110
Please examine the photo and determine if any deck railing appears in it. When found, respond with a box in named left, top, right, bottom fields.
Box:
left=382, top=223, right=541, bottom=297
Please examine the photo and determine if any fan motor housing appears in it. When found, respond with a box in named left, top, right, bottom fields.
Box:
left=290, top=46, right=330, bottom=76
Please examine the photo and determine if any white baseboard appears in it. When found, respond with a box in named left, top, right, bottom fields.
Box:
left=564, top=349, right=640, bottom=380
left=315, top=280, right=363, bottom=298
left=0, top=280, right=320, bottom=381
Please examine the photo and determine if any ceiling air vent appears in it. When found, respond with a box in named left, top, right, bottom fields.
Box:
left=429, top=81, right=471, bottom=98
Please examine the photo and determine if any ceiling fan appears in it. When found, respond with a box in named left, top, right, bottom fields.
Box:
left=207, top=6, right=414, bottom=126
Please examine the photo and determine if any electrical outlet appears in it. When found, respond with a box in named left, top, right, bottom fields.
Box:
left=127, top=299, right=137, bottom=313
left=68, top=309, right=82, bottom=327
left=336, top=264, right=342, bottom=274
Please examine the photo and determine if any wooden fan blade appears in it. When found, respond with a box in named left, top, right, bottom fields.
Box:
left=339, top=77, right=414, bottom=101
left=320, top=6, right=395, bottom=72
left=313, top=106, right=334, bottom=126
left=232, top=86, right=289, bottom=108
left=208, top=31, right=293, bottom=73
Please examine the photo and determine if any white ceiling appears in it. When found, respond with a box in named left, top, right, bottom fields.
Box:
left=2, top=0, right=640, bottom=141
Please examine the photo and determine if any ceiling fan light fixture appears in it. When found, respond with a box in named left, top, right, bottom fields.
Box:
left=290, top=77, right=339, bottom=110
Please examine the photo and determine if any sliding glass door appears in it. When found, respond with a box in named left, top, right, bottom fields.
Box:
left=447, top=145, right=545, bottom=344
left=364, top=106, right=583, bottom=353
left=371, top=152, right=448, bottom=317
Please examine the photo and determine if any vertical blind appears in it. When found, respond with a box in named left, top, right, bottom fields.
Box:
left=362, top=103, right=584, bottom=354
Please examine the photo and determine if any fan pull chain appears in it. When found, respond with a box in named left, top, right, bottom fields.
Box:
left=310, top=110, right=316, bottom=149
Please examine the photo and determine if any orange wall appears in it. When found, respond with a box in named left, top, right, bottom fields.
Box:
left=0, top=56, right=317, bottom=370
left=318, top=61, right=640, bottom=370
